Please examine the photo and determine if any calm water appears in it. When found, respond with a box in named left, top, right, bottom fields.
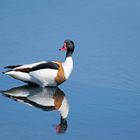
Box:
left=0, top=0, right=140, bottom=140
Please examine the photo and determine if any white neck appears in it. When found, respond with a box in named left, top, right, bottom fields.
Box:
left=62, top=56, right=73, bottom=80
left=58, top=96, right=69, bottom=119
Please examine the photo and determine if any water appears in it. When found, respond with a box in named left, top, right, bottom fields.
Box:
left=0, top=0, right=140, bottom=140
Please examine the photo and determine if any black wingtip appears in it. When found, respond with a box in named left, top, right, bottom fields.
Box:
left=0, top=90, right=6, bottom=95
left=1, top=90, right=4, bottom=93
left=2, top=71, right=5, bottom=74
left=4, top=66, right=10, bottom=69
left=2, top=69, right=12, bottom=74
left=4, top=65, right=21, bottom=69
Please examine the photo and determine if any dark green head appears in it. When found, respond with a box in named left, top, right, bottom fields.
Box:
left=59, top=40, right=75, bottom=57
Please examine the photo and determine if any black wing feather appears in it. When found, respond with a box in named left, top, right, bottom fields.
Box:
left=4, top=65, right=22, bottom=69
left=31, top=62, right=59, bottom=72
left=2, top=94, right=55, bottom=111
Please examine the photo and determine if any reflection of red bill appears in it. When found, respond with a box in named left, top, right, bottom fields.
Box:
left=59, top=43, right=67, bottom=51
left=56, top=124, right=61, bottom=133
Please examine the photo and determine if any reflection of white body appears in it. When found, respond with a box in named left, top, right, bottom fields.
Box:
left=2, top=85, right=69, bottom=119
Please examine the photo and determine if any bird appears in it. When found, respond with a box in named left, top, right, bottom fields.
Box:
left=3, top=40, right=75, bottom=87
left=1, top=85, right=69, bottom=134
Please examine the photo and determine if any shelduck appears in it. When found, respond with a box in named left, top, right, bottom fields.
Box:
left=1, top=85, right=69, bottom=134
left=3, top=40, right=75, bottom=87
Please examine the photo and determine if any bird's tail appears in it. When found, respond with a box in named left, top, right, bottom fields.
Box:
left=2, top=70, right=11, bottom=74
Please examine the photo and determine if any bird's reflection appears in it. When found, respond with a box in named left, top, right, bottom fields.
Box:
left=1, top=85, right=69, bottom=134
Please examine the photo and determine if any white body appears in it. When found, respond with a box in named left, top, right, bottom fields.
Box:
left=5, top=57, right=73, bottom=87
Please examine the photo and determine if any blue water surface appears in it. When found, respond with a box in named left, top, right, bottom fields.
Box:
left=0, top=0, right=140, bottom=140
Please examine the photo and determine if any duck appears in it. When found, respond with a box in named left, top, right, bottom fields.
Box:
left=3, top=40, right=75, bottom=87
left=1, top=85, right=69, bottom=134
